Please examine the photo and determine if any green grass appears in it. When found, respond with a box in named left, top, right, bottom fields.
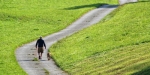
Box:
left=32, top=57, right=38, bottom=61
left=0, top=0, right=117, bottom=75
left=51, top=1, right=150, bottom=75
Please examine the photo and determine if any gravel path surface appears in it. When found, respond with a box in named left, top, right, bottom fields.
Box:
left=15, top=4, right=118, bottom=75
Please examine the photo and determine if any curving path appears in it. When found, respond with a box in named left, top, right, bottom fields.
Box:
left=15, top=5, right=118, bottom=75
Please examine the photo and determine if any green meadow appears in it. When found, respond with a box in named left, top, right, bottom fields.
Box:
left=50, top=1, right=150, bottom=75
left=0, top=0, right=117, bottom=75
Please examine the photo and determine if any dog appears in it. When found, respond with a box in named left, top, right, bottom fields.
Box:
left=47, top=52, right=51, bottom=60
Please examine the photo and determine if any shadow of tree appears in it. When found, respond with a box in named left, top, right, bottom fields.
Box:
left=132, top=66, right=150, bottom=75
left=64, top=3, right=108, bottom=10
left=135, top=0, right=150, bottom=3
left=139, top=0, right=150, bottom=2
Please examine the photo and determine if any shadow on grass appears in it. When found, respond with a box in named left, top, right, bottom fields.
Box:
left=131, top=0, right=150, bottom=3
left=64, top=3, right=108, bottom=10
left=132, top=67, right=150, bottom=75
left=139, top=0, right=150, bottom=2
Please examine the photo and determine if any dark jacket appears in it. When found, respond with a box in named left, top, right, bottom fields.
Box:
left=35, top=38, right=46, bottom=48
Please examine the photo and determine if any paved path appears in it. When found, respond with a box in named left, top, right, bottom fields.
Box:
left=119, top=0, right=138, bottom=5
left=15, top=5, right=118, bottom=75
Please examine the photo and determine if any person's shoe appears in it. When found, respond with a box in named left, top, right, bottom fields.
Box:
left=39, top=56, right=41, bottom=59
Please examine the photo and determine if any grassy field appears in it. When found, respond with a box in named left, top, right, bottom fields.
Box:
left=0, top=0, right=117, bottom=75
left=50, top=1, right=150, bottom=75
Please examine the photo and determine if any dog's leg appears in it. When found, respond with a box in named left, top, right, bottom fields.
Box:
left=47, top=53, right=50, bottom=60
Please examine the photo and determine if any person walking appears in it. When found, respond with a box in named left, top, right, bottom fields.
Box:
left=35, top=36, right=46, bottom=59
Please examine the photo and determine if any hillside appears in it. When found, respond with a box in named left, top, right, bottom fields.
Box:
left=51, top=1, right=150, bottom=75
left=0, top=0, right=117, bottom=74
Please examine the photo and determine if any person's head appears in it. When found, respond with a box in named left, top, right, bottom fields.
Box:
left=40, top=36, right=42, bottom=39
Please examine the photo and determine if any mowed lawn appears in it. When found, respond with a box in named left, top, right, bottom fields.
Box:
left=50, top=1, right=150, bottom=75
left=0, top=0, right=118, bottom=75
